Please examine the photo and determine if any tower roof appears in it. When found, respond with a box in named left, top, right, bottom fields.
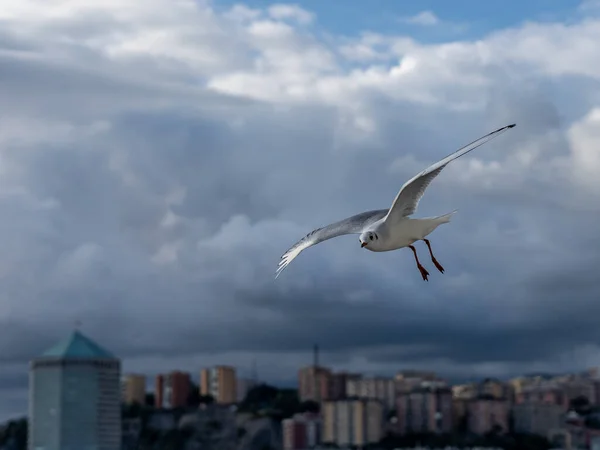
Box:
left=41, top=330, right=116, bottom=359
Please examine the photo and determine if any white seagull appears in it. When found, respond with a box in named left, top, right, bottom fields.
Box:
left=276, top=123, right=516, bottom=281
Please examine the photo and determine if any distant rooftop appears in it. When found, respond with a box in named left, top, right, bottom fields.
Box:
left=40, top=330, right=116, bottom=359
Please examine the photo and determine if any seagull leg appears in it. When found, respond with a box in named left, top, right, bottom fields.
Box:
left=423, top=239, right=444, bottom=274
left=409, top=245, right=429, bottom=281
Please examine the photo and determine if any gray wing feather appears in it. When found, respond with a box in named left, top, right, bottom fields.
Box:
left=384, top=123, right=516, bottom=224
left=276, top=209, right=387, bottom=278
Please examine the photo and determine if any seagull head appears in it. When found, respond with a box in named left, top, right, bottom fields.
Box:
left=359, top=231, right=378, bottom=248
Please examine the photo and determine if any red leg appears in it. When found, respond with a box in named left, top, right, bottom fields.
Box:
left=423, top=239, right=444, bottom=274
left=409, top=245, right=429, bottom=281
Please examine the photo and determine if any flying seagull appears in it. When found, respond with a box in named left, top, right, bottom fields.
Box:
left=276, top=123, right=516, bottom=281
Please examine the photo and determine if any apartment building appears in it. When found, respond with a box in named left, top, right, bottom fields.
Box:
left=322, top=399, right=384, bottom=447
left=122, top=374, right=146, bottom=405
left=155, top=371, right=191, bottom=408
left=346, top=376, right=396, bottom=411
left=467, top=397, right=509, bottom=434
left=298, top=366, right=332, bottom=402
left=396, top=386, right=453, bottom=434
left=200, top=366, right=237, bottom=404
left=512, top=402, right=564, bottom=436
left=282, top=412, right=321, bottom=450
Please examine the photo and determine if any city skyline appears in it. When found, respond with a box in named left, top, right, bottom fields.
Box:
left=10, top=327, right=600, bottom=449
left=2, top=0, right=600, bottom=424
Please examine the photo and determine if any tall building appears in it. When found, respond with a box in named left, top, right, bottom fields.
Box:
left=322, top=399, right=384, bottom=447
left=396, top=387, right=453, bottom=434
left=346, top=376, right=396, bottom=411
left=512, top=403, right=564, bottom=436
left=200, top=366, right=237, bottom=404
left=122, top=373, right=146, bottom=405
left=155, top=371, right=191, bottom=408
left=467, top=398, right=509, bottom=434
left=28, top=330, right=121, bottom=450
left=298, top=366, right=332, bottom=402
left=328, top=372, right=361, bottom=401
left=282, top=412, right=321, bottom=450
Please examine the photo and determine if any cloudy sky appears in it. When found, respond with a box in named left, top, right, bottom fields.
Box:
left=1, top=0, right=600, bottom=420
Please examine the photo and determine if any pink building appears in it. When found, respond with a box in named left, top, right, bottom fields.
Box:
left=467, top=398, right=509, bottom=434
left=282, top=413, right=321, bottom=450
left=396, top=387, right=453, bottom=434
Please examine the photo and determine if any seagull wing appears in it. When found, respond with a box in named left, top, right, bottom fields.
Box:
left=384, top=123, right=516, bottom=225
left=276, top=209, right=388, bottom=278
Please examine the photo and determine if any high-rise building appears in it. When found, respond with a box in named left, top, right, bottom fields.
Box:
left=328, top=372, right=360, bottom=400
left=28, top=330, right=121, bottom=450
left=346, top=376, right=396, bottom=411
left=122, top=374, right=147, bottom=405
left=396, top=386, right=453, bottom=434
left=322, top=399, right=384, bottom=447
left=200, top=366, right=237, bottom=404
left=298, top=366, right=332, bottom=402
left=467, top=398, right=509, bottom=434
left=155, top=371, right=191, bottom=408
left=282, top=412, right=321, bottom=450
left=512, top=403, right=564, bottom=436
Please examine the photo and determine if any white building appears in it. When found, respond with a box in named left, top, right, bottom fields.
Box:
left=346, top=376, right=396, bottom=410
left=28, top=330, right=121, bottom=450
left=322, top=399, right=384, bottom=447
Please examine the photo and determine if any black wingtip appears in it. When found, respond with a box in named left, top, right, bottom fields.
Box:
left=508, top=123, right=516, bottom=128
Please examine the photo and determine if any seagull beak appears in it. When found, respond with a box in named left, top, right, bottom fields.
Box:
left=361, top=242, right=367, bottom=248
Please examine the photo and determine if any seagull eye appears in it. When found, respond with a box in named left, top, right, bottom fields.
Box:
left=369, top=235, right=373, bottom=241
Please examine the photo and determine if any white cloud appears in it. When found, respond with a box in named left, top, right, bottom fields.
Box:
left=399, top=10, right=441, bottom=26
left=579, top=0, right=600, bottom=12
left=267, top=3, right=314, bottom=25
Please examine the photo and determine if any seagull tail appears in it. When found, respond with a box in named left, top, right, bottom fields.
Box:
left=436, top=209, right=458, bottom=224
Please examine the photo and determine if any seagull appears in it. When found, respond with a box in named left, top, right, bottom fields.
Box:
left=276, top=123, right=516, bottom=281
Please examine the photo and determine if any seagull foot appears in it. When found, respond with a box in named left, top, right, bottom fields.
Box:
left=432, top=258, right=445, bottom=274
left=418, top=265, right=430, bottom=281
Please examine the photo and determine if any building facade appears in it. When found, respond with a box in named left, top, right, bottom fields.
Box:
left=512, top=402, right=564, bottom=436
left=328, top=372, right=361, bottom=401
left=122, top=373, right=146, bottom=405
left=346, top=376, right=396, bottom=411
left=28, top=330, right=121, bottom=450
left=396, top=387, right=453, bottom=434
left=322, top=399, right=384, bottom=447
left=200, top=366, right=237, bottom=404
left=155, top=371, right=191, bottom=408
left=282, top=412, right=321, bottom=450
left=298, top=366, right=332, bottom=403
left=467, top=398, right=509, bottom=434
